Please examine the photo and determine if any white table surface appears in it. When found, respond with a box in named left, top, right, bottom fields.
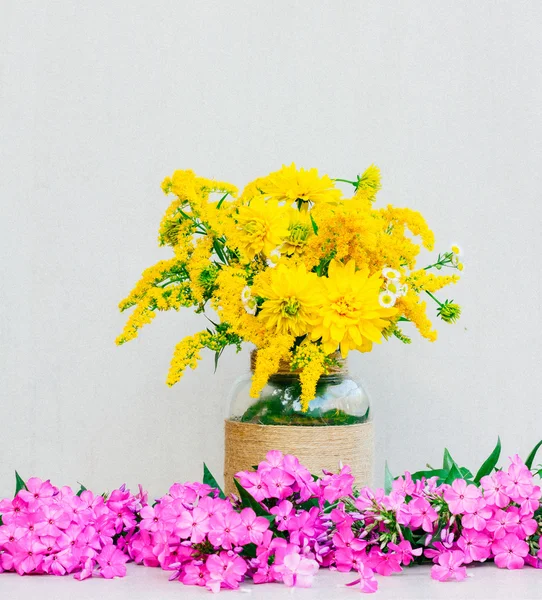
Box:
left=0, top=562, right=541, bottom=600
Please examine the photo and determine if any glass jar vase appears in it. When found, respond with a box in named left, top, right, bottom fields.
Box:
left=227, top=353, right=370, bottom=426
left=223, top=351, right=374, bottom=494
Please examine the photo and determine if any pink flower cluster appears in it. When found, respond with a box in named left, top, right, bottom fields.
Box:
left=1, top=449, right=541, bottom=595
left=124, top=451, right=348, bottom=592
left=0, top=478, right=142, bottom=579
left=341, top=453, right=542, bottom=590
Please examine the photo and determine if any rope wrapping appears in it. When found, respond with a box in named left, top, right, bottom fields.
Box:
left=224, top=419, right=374, bottom=495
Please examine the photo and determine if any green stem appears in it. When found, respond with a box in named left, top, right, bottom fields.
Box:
left=332, top=178, right=358, bottom=187
left=425, top=290, right=443, bottom=307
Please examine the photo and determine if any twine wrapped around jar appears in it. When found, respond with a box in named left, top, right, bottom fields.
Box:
left=224, top=419, right=374, bottom=495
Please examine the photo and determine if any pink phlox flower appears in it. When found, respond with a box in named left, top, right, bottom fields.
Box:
left=153, top=532, right=192, bottom=570
left=355, top=487, right=384, bottom=511
left=10, top=535, right=48, bottom=574
left=208, top=510, right=244, bottom=549
left=159, top=498, right=187, bottom=525
left=0, top=522, right=24, bottom=546
left=502, top=462, right=533, bottom=501
left=491, top=533, right=529, bottom=569
left=457, top=529, right=490, bottom=563
left=252, top=560, right=275, bottom=584
left=135, top=483, right=148, bottom=508
left=263, top=468, right=296, bottom=500
left=333, top=524, right=367, bottom=572
left=18, top=478, right=56, bottom=507
left=93, top=513, right=116, bottom=546
left=197, top=496, right=231, bottom=521
left=0, top=495, right=28, bottom=525
left=75, top=525, right=102, bottom=560
left=430, top=550, right=467, bottom=581
left=366, top=547, right=402, bottom=576
left=167, top=483, right=198, bottom=504
left=205, top=551, right=247, bottom=592
left=460, top=498, right=492, bottom=531
left=185, top=482, right=214, bottom=501
left=259, top=450, right=285, bottom=471
left=274, top=550, right=319, bottom=588
left=239, top=507, right=269, bottom=545
left=321, top=465, right=355, bottom=503
left=334, top=547, right=361, bottom=572
left=96, top=544, right=129, bottom=578
left=57, top=523, right=84, bottom=554
left=346, top=562, right=378, bottom=594
left=525, top=554, right=542, bottom=569
left=176, top=507, right=210, bottom=544
left=15, top=509, right=45, bottom=538
left=408, top=497, right=438, bottom=533
left=128, top=530, right=159, bottom=566
left=287, top=507, right=323, bottom=544
left=424, top=476, right=441, bottom=494
left=388, top=540, right=422, bottom=566
left=392, top=471, right=415, bottom=496
left=182, top=561, right=209, bottom=587
left=42, top=548, right=77, bottom=575
left=424, top=541, right=454, bottom=563
left=381, top=491, right=406, bottom=512
left=516, top=506, right=538, bottom=537
left=139, top=504, right=163, bottom=533
left=520, top=484, right=541, bottom=514
left=443, top=479, right=481, bottom=514
left=283, top=454, right=314, bottom=496
left=34, top=504, right=72, bottom=537
left=64, top=494, right=92, bottom=525
left=74, top=557, right=95, bottom=580
left=40, top=534, right=65, bottom=555
left=329, top=506, right=353, bottom=526
left=500, top=506, right=538, bottom=538
left=270, top=500, right=295, bottom=531
left=333, top=524, right=367, bottom=553
left=235, top=470, right=269, bottom=502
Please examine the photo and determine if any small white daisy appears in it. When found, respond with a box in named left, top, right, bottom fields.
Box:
left=382, top=267, right=400, bottom=281
left=379, top=290, right=396, bottom=308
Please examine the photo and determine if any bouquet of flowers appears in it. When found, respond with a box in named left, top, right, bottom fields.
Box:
left=117, top=164, right=462, bottom=412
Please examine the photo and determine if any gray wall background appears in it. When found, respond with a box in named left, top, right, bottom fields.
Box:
left=1, top=0, right=541, bottom=499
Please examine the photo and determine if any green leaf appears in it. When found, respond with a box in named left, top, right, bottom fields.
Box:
left=203, top=463, right=226, bottom=499
left=459, top=467, right=474, bottom=482
left=474, top=437, right=501, bottom=484
left=384, top=461, right=393, bottom=495
left=309, top=213, right=319, bottom=235
left=525, top=439, right=542, bottom=470
left=76, top=483, right=87, bottom=497
left=216, top=193, right=229, bottom=210
left=443, top=448, right=458, bottom=472
left=233, top=479, right=269, bottom=516
left=410, top=469, right=448, bottom=483
left=445, top=463, right=463, bottom=484
left=14, top=471, right=28, bottom=496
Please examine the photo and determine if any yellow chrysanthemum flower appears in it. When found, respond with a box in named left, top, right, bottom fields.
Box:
left=255, top=264, right=322, bottom=337
left=260, top=163, right=342, bottom=210
left=235, top=197, right=289, bottom=260
left=311, top=259, right=396, bottom=357
left=282, top=209, right=313, bottom=257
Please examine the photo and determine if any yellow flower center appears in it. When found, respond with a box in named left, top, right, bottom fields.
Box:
left=330, top=295, right=357, bottom=318
left=281, top=297, right=300, bottom=317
